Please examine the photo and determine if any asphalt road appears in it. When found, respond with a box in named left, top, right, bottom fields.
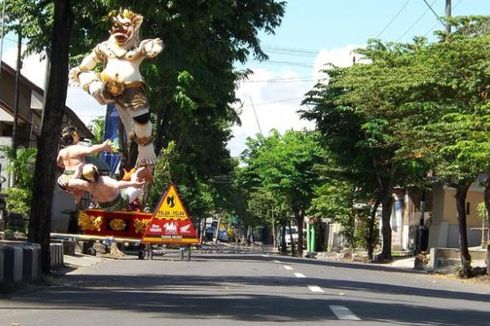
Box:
left=1, top=246, right=489, bottom=325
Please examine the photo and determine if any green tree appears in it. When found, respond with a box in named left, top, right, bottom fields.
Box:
left=399, top=17, right=490, bottom=277
left=0, top=146, right=37, bottom=190
left=302, top=43, right=425, bottom=261
left=241, top=130, right=325, bottom=256
left=89, top=117, right=105, bottom=145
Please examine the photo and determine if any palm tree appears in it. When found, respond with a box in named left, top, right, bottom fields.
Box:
left=89, top=117, right=105, bottom=145
left=0, top=145, right=37, bottom=189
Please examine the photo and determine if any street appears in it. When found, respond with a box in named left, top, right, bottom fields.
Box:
left=1, top=246, right=489, bottom=326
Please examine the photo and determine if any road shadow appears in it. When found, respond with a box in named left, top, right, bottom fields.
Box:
left=2, top=278, right=488, bottom=325
left=190, top=253, right=424, bottom=275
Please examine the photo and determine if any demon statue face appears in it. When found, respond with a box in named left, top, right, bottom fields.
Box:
left=109, top=9, right=143, bottom=48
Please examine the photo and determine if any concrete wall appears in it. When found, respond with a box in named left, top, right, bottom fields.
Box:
left=0, top=243, right=41, bottom=284
left=429, top=183, right=484, bottom=249
left=429, top=247, right=487, bottom=270
left=0, top=242, right=64, bottom=284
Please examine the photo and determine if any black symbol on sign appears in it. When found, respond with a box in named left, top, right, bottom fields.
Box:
left=167, top=195, right=175, bottom=208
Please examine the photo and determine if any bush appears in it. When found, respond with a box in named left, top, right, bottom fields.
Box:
left=3, top=187, right=31, bottom=216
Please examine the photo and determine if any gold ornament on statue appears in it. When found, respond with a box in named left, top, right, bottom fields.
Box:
left=134, top=218, right=151, bottom=233
left=78, top=212, right=103, bottom=231
left=109, top=218, right=127, bottom=231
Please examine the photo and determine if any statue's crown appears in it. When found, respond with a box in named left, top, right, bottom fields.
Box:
left=122, top=9, right=136, bottom=19
left=109, top=8, right=139, bottom=21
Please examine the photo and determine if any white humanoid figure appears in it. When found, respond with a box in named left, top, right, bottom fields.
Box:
left=69, top=9, right=163, bottom=166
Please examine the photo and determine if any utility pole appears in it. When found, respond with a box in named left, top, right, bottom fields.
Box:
left=445, top=0, right=451, bottom=34
left=0, top=0, right=6, bottom=82
left=12, top=26, right=22, bottom=159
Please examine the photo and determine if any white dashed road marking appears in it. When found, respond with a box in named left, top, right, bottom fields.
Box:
left=307, top=285, right=324, bottom=293
left=294, top=272, right=306, bottom=278
left=329, top=305, right=360, bottom=321
left=283, top=265, right=293, bottom=270
left=273, top=260, right=281, bottom=264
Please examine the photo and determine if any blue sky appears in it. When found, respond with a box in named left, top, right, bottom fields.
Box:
left=1, top=1, right=489, bottom=156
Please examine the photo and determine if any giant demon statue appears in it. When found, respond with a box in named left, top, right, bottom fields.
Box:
left=70, top=9, right=163, bottom=166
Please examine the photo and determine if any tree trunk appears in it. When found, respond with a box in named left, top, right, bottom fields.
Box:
left=280, top=224, right=286, bottom=253
left=28, top=0, right=73, bottom=274
left=154, top=101, right=172, bottom=155
left=288, top=219, right=296, bottom=256
left=295, top=209, right=304, bottom=257
left=483, top=178, right=490, bottom=276
left=379, top=193, right=394, bottom=261
left=367, top=200, right=380, bottom=260
left=272, top=220, right=276, bottom=249
left=455, top=182, right=472, bottom=278
left=213, top=216, right=221, bottom=244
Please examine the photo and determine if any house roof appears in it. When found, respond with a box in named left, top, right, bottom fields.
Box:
left=0, top=61, right=93, bottom=139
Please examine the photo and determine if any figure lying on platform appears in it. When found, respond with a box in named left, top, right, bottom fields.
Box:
left=57, top=126, right=114, bottom=203
left=69, top=9, right=163, bottom=167
left=68, top=164, right=145, bottom=211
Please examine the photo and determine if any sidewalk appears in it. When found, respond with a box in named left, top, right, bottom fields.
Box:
left=63, top=254, right=103, bottom=269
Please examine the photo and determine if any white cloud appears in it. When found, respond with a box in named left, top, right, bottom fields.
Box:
left=228, top=44, right=362, bottom=157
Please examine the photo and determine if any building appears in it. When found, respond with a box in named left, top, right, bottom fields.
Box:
left=429, top=183, right=484, bottom=249
left=0, top=60, right=93, bottom=231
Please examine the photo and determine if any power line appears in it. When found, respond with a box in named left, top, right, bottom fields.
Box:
left=424, top=0, right=462, bottom=36
left=375, top=0, right=411, bottom=38
left=262, top=45, right=318, bottom=55
left=242, top=96, right=304, bottom=107
left=263, top=49, right=317, bottom=58
left=252, top=59, right=314, bottom=68
left=398, top=0, right=438, bottom=41
left=241, top=76, right=323, bottom=83
left=422, top=0, right=447, bottom=28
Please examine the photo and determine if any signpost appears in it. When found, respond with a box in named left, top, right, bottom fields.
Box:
left=142, top=184, right=199, bottom=245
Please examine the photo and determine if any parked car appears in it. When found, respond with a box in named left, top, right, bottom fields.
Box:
left=277, top=226, right=299, bottom=247
left=205, top=226, right=229, bottom=242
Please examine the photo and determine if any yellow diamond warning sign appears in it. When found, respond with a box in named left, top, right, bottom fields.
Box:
left=154, top=184, right=189, bottom=220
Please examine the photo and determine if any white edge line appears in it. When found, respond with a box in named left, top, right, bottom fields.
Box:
left=307, top=285, right=324, bottom=293
left=329, top=305, right=360, bottom=321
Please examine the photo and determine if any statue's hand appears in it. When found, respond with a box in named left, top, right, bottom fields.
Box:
left=88, top=80, right=110, bottom=105
left=69, top=67, right=82, bottom=86
left=143, top=38, right=164, bottom=58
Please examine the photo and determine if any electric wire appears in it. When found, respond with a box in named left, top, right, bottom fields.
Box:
left=242, top=96, right=304, bottom=107
left=397, top=0, right=438, bottom=41
left=424, top=0, right=463, bottom=37
left=241, top=76, right=323, bottom=83
left=251, top=59, right=314, bottom=68
left=262, top=45, right=318, bottom=55
left=375, top=0, right=411, bottom=38
left=422, top=0, right=447, bottom=28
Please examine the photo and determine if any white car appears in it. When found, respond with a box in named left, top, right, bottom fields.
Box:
left=277, top=227, right=299, bottom=247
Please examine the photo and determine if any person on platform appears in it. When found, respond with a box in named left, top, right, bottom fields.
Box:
left=68, top=164, right=145, bottom=211
left=57, top=126, right=114, bottom=203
